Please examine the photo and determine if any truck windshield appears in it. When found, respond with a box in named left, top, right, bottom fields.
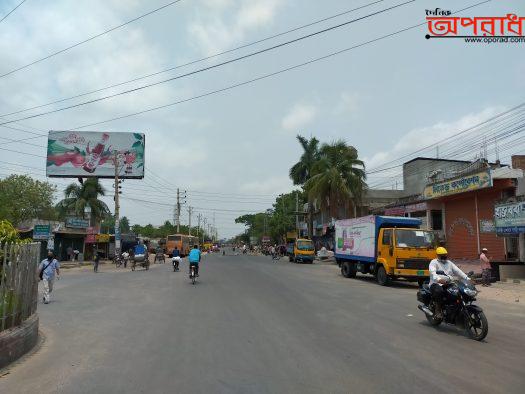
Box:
left=395, top=230, right=436, bottom=248
left=297, top=241, right=314, bottom=251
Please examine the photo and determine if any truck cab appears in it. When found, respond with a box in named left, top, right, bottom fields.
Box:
left=375, top=227, right=436, bottom=285
left=288, top=238, right=315, bottom=263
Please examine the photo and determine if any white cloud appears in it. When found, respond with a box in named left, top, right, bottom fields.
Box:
left=364, top=106, right=505, bottom=171
left=281, top=102, right=318, bottom=131
left=334, top=91, right=359, bottom=115
left=188, top=0, right=284, bottom=55
left=239, top=175, right=292, bottom=195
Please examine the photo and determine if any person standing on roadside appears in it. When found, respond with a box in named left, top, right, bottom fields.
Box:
left=480, top=247, right=491, bottom=287
left=94, top=251, right=100, bottom=273
left=39, top=250, right=60, bottom=304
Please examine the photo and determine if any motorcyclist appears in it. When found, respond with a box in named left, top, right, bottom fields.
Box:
left=188, top=244, right=201, bottom=277
left=429, top=247, right=469, bottom=319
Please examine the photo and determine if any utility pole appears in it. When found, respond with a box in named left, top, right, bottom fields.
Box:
left=212, top=213, right=216, bottom=242
left=176, top=188, right=181, bottom=233
left=197, top=213, right=201, bottom=236
left=202, top=218, right=207, bottom=244
left=114, top=151, right=121, bottom=258
left=295, top=191, right=299, bottom=235
left=188, top=206, right=193, bottom=235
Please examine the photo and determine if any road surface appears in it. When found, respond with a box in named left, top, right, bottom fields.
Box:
left=1, top=253, right=524, bottom=393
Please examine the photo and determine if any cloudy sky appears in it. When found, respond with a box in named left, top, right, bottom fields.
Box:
left=0, top=0, right=524, bottom=238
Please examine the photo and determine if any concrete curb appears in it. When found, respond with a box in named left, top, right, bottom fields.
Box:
left=0, top=314, right=39, bottom=369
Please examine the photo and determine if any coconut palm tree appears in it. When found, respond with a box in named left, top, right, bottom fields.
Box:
left=305, top=140, right=366, bottom=219
left=289, top=135, right=320, bottom=185
left=289, top=135, right=320, bottom=236
left=56, top=178, right=110, bottom=226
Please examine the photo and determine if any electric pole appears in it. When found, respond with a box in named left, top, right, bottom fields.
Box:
left=114, top=151, right=121, bottom=258
left=197, top=213, right=202, bottom=236
left=296, top=191, right=299, bottom=235
left=188, top=206, right=193, bottom=235
left=176, top=188, right=180, bottom=233
left=202, top=218, right=207, bottom=244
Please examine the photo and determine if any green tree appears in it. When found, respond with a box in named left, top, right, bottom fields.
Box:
left=56, top=178, right=110, bottom=226
left=0, top=175, right=57, bottom=225
left=305, top=140, right=366, bottom=218
left=120, top=216, right=130, bottom=233
left=289, top=135, right=320, bottom=236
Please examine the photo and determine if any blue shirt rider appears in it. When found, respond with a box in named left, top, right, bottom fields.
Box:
left=172, top=247, right=180, bottom=257
left=188, top=245, right=201, bottom=277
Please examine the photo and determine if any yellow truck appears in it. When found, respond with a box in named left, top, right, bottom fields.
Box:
left=287, top=238, right=315, bottom=263
left=335, top=215, right=437, bottom=285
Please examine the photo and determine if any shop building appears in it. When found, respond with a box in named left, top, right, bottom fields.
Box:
left=379, top=158, right=523, bottom=261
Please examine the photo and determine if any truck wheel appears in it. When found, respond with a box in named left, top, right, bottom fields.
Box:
left=341, top=262, right=356, bottom=278
left=376, top=266, right=390, bottom=286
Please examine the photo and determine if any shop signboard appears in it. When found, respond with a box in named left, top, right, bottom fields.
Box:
left=46, top=131, right=145, bottom=179
left=85, top=227, right=96, bottom=243
left=66, top=217, right=89, bottom=228
left=479, top=219, right=496, bottom=233
left=96, top=234, right=110, bottom=243
left=385, top=202, right=428, bottom=216
left=262, top=236, right=271, bottom=243
left=33, top=224, right=51, bottom=240
left=423, top=170, right=492, bottom=199
left=494, top=201, right=525, bottom=235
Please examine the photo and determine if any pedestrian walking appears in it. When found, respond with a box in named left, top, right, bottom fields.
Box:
left=94, top=251, right=100, bottom=273
left=480, top=247, right=491, bottom=286
left=39, top=250, right=60, bottom=304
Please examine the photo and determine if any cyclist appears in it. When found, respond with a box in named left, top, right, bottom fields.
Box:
left=188, top=244, right=201, bottom=278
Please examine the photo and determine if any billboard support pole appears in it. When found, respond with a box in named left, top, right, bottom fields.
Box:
left=114, top=150, right=121, bottom=259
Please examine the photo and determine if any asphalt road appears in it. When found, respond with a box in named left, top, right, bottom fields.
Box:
left=1, top=253, right=524, bottom=394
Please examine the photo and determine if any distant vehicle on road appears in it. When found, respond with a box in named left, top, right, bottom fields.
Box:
left=288, top=238, right=315, bottom=263
left=131, top=244, right=149, bottom=271
left=335, top=215, right=437, bottom=286
left=166, top=234, right=199, bottom=257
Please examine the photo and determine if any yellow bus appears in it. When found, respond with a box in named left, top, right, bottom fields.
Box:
left=166, top=234, right=199, bottom=257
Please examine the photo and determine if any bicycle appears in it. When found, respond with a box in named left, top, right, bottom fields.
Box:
left=190, top=264, right=197, bottom=285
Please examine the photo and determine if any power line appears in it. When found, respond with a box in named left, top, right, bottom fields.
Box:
left=0, top=0, right=389, bottom=118
left=0, top=0, right=28, bottom=24
left=0, top=0, right=416, bottom=126
left=63, top=0, right=491, bottom=131
left=0, top=0, right=184, bottom=79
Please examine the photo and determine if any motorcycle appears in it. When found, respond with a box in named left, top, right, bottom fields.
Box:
left=417, top=270, right=488, bottom=341
left=172, top=256, right=180, bottom=272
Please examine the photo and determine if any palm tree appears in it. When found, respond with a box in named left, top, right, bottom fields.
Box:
left=289, top=135, right=320, bottom=185
left=56, top=178, right=110, bottom=226
left=289, top=135, right=320, bottom=236
left=305, top=140, right=366, bottom=219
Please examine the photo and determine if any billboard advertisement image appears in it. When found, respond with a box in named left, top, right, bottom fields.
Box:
left=46, top=131, right=145, bottom=178
left=335, top=216, right=375, bottom=259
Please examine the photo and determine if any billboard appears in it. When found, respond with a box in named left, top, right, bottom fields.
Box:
left=46, top=131, right=145, bottom=178
left=335, top=216, right=375, bottom=259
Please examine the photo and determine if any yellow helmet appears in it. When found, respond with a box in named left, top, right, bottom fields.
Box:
left=436, top=247, right=448, bottom=256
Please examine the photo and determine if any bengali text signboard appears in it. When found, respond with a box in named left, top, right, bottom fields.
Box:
left=494, top=201, right=525, bottom=235
left=423, top=170, right=492, bottom=199
left=66, top=217, right=89, bottom=228
left=33, top=224, right=51, bottom=240
left=46, top=131, right=145, bottom=179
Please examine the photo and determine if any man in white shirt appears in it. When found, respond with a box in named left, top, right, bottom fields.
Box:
left=39, top=250, right=60, bottom=304
left=428, top=247, right=468, bottom=319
